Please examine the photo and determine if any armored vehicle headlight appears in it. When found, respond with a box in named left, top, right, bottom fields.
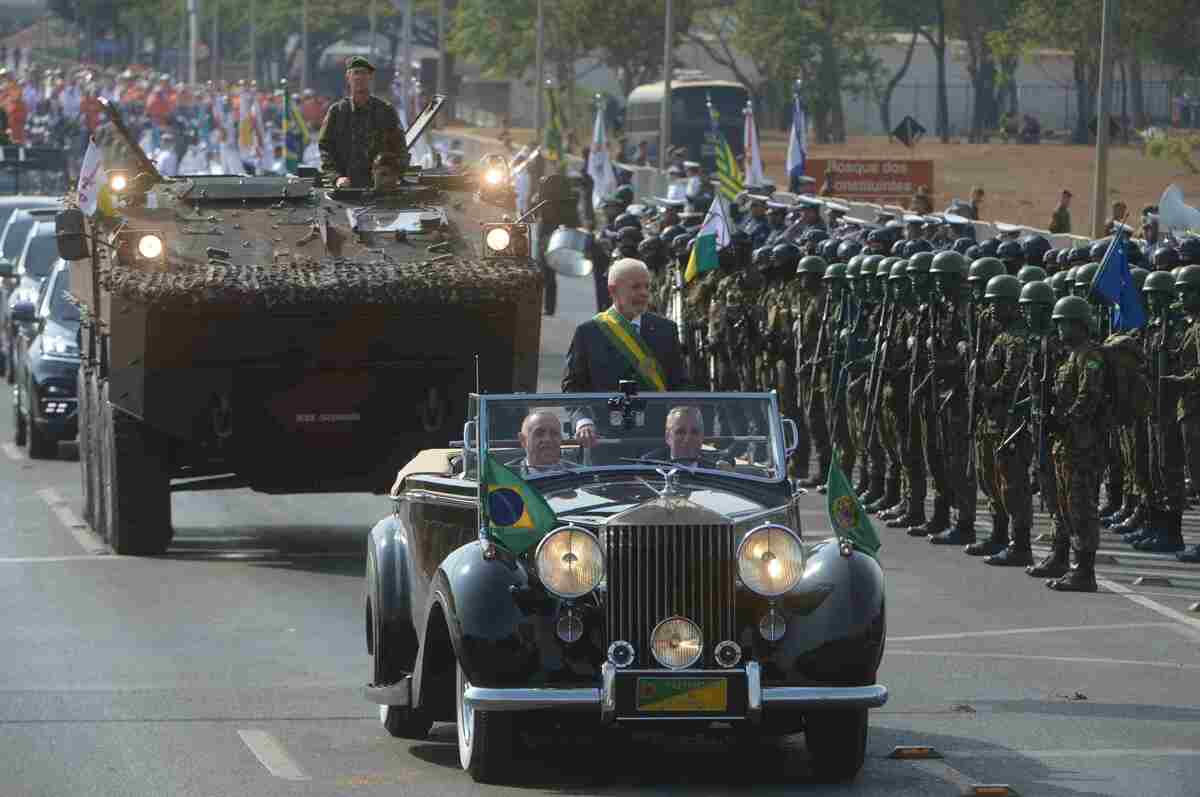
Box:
left=534, top=526, right=604, bottom=599
left=485, top=226, right=511, bottom=252
left=737, top=524, right=804, bottom=597
left=483, top=167, right=505, bottom=186
left=651, top=616, right=703, bottom=669
left=137, top=234, right=164, bottom=260
left=108, top=171, right=128, bottom=193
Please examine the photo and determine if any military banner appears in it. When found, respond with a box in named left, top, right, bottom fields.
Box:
left=805, top=158, right=934, bottom=206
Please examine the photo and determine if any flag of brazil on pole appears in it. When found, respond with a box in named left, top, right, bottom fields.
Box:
left=826, top=449, right=881, bottom=558
left=482, top=454, right=558, bottom=554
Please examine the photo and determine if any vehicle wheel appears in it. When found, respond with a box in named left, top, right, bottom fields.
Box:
left=78, top=367, right=93, bottom=525
left=456, top=662, right=514, bottom=784
left=27, top=386, right=57, bottom=460
left=367, top=550, right=431, bottom=740
left=90, top=373, right=108, bottom=542
left=805, top=708, right=868, bottom=782
left=102, top=382, right=173, bottom=555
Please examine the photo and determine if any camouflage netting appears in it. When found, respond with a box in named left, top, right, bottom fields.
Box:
left=94, top=256, right=543, bottom=309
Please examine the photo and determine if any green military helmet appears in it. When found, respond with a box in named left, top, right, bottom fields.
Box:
left=967, top=256, right=1005, bottom=285
left=797, top=255, right=827, bottom=276
left=906, top=250, right=934, bottom=274
left=1019, top=279, right=1056, bottom=306
left=845, top=257, right=862, bottom=280
left=1131, top=266, right=1149, bottom=293
left=1017, top=265, right=1047, bottom=284
left=930, top=250, right=968, bottom=276
left=859, top=256, right=879, bottom=279
left=823, top=262, right=848, bottom=283
left=889, top=260, right=910, bottom=280
left=1176, top=264, right=1200, bottom=288
left=1144, top=270, right=1177, bottom=294
left=878, top=256, right=899, bottom=278
left=1064, top=265, right=1079, bottom=285
left=984, top=274, right=1022, bottom=302
left=1072, top=262, right=1100, bottom=295
left=1172, top=266, right=1185, bottom=282
left=1051, top=295, right=1092, bottom=322
left=1048, top=270, right=1069, bottom=299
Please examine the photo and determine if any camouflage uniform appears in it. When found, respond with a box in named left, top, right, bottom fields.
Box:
left=317, top=95, right=404, bottom=188
left=827, top=297, right=859, bottom=475
left=980, top=324, right=1033, bottom=543
left=928, top=297, right=976, bottom=537
left=849, top=302, right=885, bottom=496
left=796, top=286, right=832, bottom=479
left=1050, top=341, right=1109, bottom=554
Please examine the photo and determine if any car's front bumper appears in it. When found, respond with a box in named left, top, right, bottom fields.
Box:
left=364, top=662, right=888, bottom=722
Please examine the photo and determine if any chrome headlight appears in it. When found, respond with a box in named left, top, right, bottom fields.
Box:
left=485, top=226, right=511, bottom=252
left=534, top=526, right=604, bottom=599
left=137, top=234, right=164, bottom=259
left=651, top=616, right=703, bottom=669
left=737, top=524, right=804, bottom=597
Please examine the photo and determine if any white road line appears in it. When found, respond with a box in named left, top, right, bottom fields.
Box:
left=35, top=487, right=109, bottom=555
left=236, top=729, right=310, bottom=781
left=944, top=747, right=1200, bottom=760
left=887, top=649, right=1200, bottom=671
left=2, top=442, right=26, bottom=461
left=890, top=621, right=1176, bottom=643
left=1099, top=577, right=1200, bottom=640
left=0, top=555, right=117, bottom=564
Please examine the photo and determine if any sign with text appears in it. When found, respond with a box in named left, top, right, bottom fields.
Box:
left=806, top=158, right=934, bottom=205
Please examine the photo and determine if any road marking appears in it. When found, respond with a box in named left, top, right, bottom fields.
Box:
left=236, top=729, right=310, bottom=781
left=35, top=487, right=109, bottom=555
left=888, top=649, right=1200, bottom=671
left=0, top=555, right=117, bottom=563
left=890, top=621, right=1176, bottom=643
left=944, top=747, right=1200, bottom=760
left=2, top=442, right=26, bottom=461
left=1099, top=577, right=1200, bottom=640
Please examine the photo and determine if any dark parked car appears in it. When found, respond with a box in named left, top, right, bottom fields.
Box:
left=3, top=208, right=61, bottom=382
left=0, top=198, right=60, bottom=373
left=12, top=259, right=79, bottom=458
left=363, top=390, right=888, bottom=784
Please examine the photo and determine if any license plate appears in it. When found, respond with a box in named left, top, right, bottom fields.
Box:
left=635, top=677, right=728, bottom=712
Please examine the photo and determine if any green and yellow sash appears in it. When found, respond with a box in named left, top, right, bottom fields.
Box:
left=594, top=307, right=667, bottom=391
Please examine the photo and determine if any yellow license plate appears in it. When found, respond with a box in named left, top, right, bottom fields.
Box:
left=636, top=677, right=728, bottom=712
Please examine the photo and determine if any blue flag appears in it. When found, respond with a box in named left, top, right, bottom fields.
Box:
left=1091, top=227, right=1146, bottom=331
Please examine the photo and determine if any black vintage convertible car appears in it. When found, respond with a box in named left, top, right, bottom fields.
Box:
left=363, top=390, right=887, bottom=784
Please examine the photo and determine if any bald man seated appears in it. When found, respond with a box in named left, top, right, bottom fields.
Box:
left=513, top=410, right=578, bottom=477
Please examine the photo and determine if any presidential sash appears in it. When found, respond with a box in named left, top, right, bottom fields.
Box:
left=593, top=308, right=667, bottom=391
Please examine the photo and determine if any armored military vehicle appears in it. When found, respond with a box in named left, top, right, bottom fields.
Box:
left=58, top=96, right=541, bottom=555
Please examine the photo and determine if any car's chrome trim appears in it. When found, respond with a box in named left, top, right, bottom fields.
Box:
left=400, top=489, right=477, bottom=509
left=746, top=661, right=762, bottom=723
left=761, top=684, right=888, bottom=709
left=362, top=678, right=412, bottom=706
left=601, top=662, right=617, bottom=724
left=463, top=685, right=601, bottom=711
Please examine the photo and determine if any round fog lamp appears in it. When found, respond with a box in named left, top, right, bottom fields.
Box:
left=108, top=173, right=128, bottom=193
left=137, top=234, right=164, bottom=259
left=759, top=608, right=787, bottom=642
left=485, top=227, right=511, bottom=252
left=651, top=616, right=703, bottom=670
left=556, top=610, right=584, bottom=644
left=714, top=640, right=742, bottom=668
left=607, top=640, right=635, bottom=668
left=483, top=168, right=504, bottom=186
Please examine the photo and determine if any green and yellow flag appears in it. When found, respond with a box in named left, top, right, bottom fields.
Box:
left=685, top=194, right=731, bottom=283
left=482, top=454, right=558, bottom=554
left=707, top=94, right=743, bottom=202
left=826, top=449, right=881, bottom=558
left=544, top=85, right=565, bottom=165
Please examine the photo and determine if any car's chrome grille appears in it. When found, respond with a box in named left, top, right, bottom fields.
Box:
left=602, top=522, right=735, bottom=669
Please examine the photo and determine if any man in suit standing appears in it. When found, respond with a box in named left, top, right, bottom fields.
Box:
left=563, top=258, right=689, bottom=445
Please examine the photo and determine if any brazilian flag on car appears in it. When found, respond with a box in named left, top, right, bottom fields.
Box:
left=482, top=454, right=558, bottom=554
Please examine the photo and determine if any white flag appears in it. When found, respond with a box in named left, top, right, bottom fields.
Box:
left=743, top=104, right=766, bottom=188
left=588, top=106, right=617, bottom=210
left=786, top=89, right=808, bottom=190
left=77, top=137, right=103, bottom=216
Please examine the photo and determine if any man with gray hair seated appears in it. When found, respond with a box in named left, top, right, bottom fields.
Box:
left=562, top=257, right=689, bottom=446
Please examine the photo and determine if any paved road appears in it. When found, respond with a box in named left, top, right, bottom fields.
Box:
left=1, top=272, right=1199, bottom=796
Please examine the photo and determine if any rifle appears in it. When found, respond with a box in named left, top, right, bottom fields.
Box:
left=1152, top=308, right=1168, bottom=505
left=862, top=295, right=895, bottom=453
left=806, top=290, right=834, bottom=417
left=965, top=301, right=986, bottom=470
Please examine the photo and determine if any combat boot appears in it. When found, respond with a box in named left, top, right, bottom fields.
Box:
left=867, top=476, right=901, bottom=514
left=1047, top=550, right=1098, bottom=592
left=860, top=469, right=886, bottom=508
left=965, top=514, right=1009, bottom=556
left=1027, top=540, right=1069, bottom=578
left=929, top=515, right=977, bottom=546
left=984, top=523, right=1034, bottom=566
left=1096, top=485, right=1123, bottom=520
left=853, top=463, right=871, bottom=498
left=880, top=500, right=909, bottom=522
left=1178, top=544, right=1200, bottom=563
left=1125, top=507, right=1164, bottom=546
left=1102, top=495, right=1135, bottom=528
left=908, top=496, right=950, bottom=537
left=1133, top=510, right=1185, bottom=553
left=1110, top=503, right=1146, bottom=535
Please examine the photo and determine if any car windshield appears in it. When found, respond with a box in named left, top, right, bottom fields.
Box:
left=2, top=215, right=34, bottom=260
left=48, top=271, right=81, bottom=323
left=22, top=230, right=59, bottom=279
left=473, top=393, right=784, bottom=482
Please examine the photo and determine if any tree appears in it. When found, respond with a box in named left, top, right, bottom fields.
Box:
left=872, top=28, right=919, bottom=141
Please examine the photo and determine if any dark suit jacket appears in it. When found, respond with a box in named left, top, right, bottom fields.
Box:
left=562, top=312, right=689, bottom=393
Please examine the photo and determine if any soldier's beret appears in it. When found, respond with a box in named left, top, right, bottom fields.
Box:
left=346, top=56, right=376, bottom=72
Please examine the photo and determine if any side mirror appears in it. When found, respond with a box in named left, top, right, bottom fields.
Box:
left=781, top=417, right=799, bottom=459
left=9, top=301, right=36, bottom=323
left=55, top=209, right=91, bottom=261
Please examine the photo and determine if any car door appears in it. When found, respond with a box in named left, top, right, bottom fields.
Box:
left=16, top=265, right=57, bottom=413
